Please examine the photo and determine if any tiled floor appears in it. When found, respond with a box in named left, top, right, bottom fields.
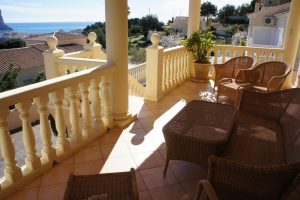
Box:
left=7, top=81, right=215, bottom=200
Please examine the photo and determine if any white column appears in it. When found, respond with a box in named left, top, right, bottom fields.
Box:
left=282, top=0, right=300, bottom=88
left=105, top=0, right=136, bottom=127
left=187, top=0, right=201, bottom=37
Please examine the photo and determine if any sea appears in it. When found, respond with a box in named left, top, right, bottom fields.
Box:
left=6, top=22, right=95, bottom=34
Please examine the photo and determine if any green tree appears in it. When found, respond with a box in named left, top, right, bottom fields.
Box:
left=0, top=39, right=26, bottom=49
left=140, top=15, right=164, bottom=36
left=218, top=5, right=236, bottom=24
left=201, top=2, right=217, bottom=18
left=236, top=2, right=255, bottom=16
left=0, top=64, right=20, bottom=92
left=82, top=22, right=106, bottom=48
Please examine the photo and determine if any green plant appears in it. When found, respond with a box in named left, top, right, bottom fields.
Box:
left=181, top=30, right=214, bottom=63
left=0, top=64, right=20, bottom=92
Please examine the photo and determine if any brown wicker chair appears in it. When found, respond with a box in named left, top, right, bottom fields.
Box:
left=217, top=61, right=291, bottom=106
left=214, top=56, right=254, bottom=90
left=195, top=89, right=300, bottom=200
left=63, top=168, right=139, bottom=200
left=162, top=100, right=237, bottom=176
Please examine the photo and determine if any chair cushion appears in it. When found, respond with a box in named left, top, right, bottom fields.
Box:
left=222, top=111, right=285, bottom=166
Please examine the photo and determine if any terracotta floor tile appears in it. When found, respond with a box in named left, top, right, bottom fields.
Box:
left=60, top=155, right=74, bottom=166
left=138, top=110, right=156, bottom=119
left=40, top=164, right=73, bottom=187
left=99, top=128, right=122, bottom=145
left=101, top=155, right=136, bottom=173
left=140, top=167, right=178, bottom=189
left=180, top=180, right=199, bottom=199
left=74, top=145, right=103, bottom=163
left=38, top=183, right=66, bottom=200
left=138, top=117, right=157, bottom=128
left=136, top=171, right=147, bottom=192
left=74, top=159, right=104, bottom=175
left=23, top=176, right=41, bottom=189
left=169, top=161, right=207, bottom=182
left=8, top=187, right=39, bottom=200
left=126, top=136, right=157, bottom=154
left=139, top=190, right=152, bottom=200
left=132, top=151, right=165, bottom=170
left=149, top=184, right=186, bottom=200
left=100, top=141, right=131, bottom=158
left=120, top=128, right=147, bottom=143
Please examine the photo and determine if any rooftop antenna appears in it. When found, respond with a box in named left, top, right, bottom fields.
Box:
left=149, top=8, right=151, bottom=15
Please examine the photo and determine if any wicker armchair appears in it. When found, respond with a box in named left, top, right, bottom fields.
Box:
left=214, top=56, right=254, bottom=90
left=195, top=89, right=300, bottom=200
left=63, top=168, right=139, bottom=200
left=217, top=61, right=291, bottom=106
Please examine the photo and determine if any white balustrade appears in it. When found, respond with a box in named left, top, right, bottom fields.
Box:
left=162, top=46, right=190, bottom=94
left=0, top=63, right=115, bottom=198
left=213, top=45, right=284, bottom=64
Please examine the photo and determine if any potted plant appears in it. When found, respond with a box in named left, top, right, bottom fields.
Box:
left=181, top=30, right=214, bottom=81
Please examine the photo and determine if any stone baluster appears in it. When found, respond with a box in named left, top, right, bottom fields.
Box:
left=162, top=57, right=167, bottom=92
left=179, top=51, right=184, bottom=83
left=34, top=96, right=56, bottom=162
left=0, top=107, right=22, bottom=183
left=50, top=90, right=70, bottom=154
left=79, top=82, right=93, bottom=139
left=90, top=78, right=105, bottom=132
left=67, top=86, right=82, bottom=145
left=16, top=101, right=41, bottom=171
left=101, top=76, right=114, bottom=129
left=165, top=55, right=171, bottom=91
left=214, top=49, right=219, bottom=64
left=222, top=48, right=226, bottom=63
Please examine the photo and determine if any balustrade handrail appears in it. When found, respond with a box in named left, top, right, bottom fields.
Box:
left=163, top=45, right=185, bottom=54
left=213, top=44, right=284, bottom=52
left=57, top=57, right=107, bottom=68
left=0, top=64, right=115, bottom=107
left=63, top=51, right=93, bottom=58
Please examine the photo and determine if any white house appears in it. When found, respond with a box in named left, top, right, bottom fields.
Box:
left=247, top=1, right=291, bottom=48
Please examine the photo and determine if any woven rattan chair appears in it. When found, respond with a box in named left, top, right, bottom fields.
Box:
left=162, top=100, right=237, bottom=176
left=194, top=89, right=300, bottom=200
left=217, top=61, right=291, bottom=106
left=214, top=56, right=254, bottom=90
left=63, top=168, right=139, bottom=200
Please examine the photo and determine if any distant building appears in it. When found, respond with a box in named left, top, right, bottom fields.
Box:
left=0, top=32, right=87, bottom=86
left=247, top=1, right=291, bottom=48
left=169, top=16, right=206, bottom=36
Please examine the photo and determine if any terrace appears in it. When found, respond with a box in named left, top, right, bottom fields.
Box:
left=1, top=0, right=300, bottom=199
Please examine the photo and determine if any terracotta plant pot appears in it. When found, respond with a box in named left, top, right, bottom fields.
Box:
left=194, top=63, right=211, bottom=81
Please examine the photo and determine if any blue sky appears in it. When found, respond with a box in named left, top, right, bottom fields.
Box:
left=1, top=0, right=252, bottom=23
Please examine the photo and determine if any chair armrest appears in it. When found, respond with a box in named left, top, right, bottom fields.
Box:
left=267, top=75, right=287, bottom=92
left=196, top=180, right=218, bottom=200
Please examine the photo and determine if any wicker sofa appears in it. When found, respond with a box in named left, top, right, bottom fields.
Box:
left=197, top=89, right=300, bottom=200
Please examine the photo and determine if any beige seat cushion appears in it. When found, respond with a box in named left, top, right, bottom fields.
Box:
left=222, top=111, right=285, bottom=166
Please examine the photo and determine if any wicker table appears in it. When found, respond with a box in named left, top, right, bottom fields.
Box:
left=63, top=168, right=139, bottom=200
left=162, top=100, right=236, bottom=175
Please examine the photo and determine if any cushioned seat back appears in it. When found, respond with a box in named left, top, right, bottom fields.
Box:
left=208, top=155, right=300, bottom=200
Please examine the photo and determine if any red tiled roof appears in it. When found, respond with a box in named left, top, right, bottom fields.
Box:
left=0, top=47, right=44, bottom=74
left=54, top=32, right=85, bottom=41
left=25, top=32, right=85, bottom=42
left=0, top=43, right=85, bottom=74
